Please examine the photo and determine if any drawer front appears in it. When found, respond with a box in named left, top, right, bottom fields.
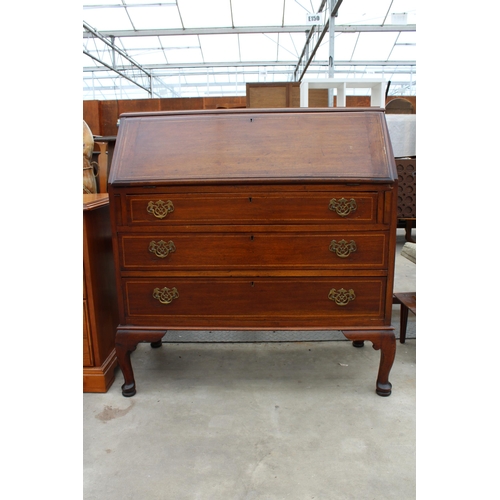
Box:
left=122, top=277, right=387, bottom=328
left=119, top=232, right=388, bottom=270
left=125, top=192, right=378, bottom=226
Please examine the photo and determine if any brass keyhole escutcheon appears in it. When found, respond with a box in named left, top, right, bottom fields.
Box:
left=149, top=240, right=176, bottom=258
left=153, top=287, right=179, bottom=305
left=147, top=200, right=174, bottom=219
left=329, top=198, right=357, bottom=217
left=328, top=288, right=356, bottom=306
left=329, top=239, right=357, bottom=258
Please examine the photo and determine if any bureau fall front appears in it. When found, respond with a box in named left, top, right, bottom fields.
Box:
left=108, top=108, right=398, bottom=397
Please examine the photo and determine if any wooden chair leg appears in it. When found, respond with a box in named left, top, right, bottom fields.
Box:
left=400, top=303, right=409, bottom=344
left=405, top=219, right=416, bottom=243
left=394, top=292, right=415, bottom=344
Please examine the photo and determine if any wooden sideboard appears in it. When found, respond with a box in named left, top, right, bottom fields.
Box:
left=83, top=194, right=119, bottom=392
left=108, top=108, right=398, bottom=397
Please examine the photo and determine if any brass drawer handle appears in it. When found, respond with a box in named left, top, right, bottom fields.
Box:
left=329, top=198, right=357, bottom=217
left=328, top=288, right=356, bottom=306
left=329, top=239, right=357, bottom=258
left=149, top=240, right=176, bottom=258
left=147, top=200, right=174, bottom=219
left=153, top=287, right=179, bottom=305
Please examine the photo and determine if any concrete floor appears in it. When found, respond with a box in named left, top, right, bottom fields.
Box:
left=83, top=229, right=416, bottom=500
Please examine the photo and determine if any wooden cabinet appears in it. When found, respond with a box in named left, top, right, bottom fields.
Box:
left=108, top=108, right=398, bottom=397
left=245, top=83, right=417, bottom=110
left=246, top=82, right=328, bottom=108
left=83, top=194, right=119, bottom=392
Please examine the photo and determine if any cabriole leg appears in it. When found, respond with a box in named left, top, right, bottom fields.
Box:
left=115, top=330, right=138, bottom=397
left=343, top=329, right=396, bottom=397
left=115, top=328, right=165, bottom=397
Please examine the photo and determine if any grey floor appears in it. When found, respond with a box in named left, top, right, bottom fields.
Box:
left=83, top=229, right=416, bottom=500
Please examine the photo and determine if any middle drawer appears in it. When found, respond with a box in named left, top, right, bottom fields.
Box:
left=118, top=232, right=388, bottom=270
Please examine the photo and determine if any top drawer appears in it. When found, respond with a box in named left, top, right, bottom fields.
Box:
left=124, top=191, right=379, bottom=226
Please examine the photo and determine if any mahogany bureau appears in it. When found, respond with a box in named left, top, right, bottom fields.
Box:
left=108, top=108, right=398, bottom=397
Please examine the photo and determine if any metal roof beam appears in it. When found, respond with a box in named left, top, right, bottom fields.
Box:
left=82, top=24, right=414, bottom=39
left=84, top=75, right=415, bottom=89
left=83, top=26, right=318, bottom=38
left=84, top=22, right=152, bottom=75
left=83, top=21, right=162, bottom=97
left=335, top=24, right=415, bottom=33
left=83, top=2, right=177, bottom=8
left=84, top=60, right=415, bottom=72
left=83, top=49, right=153, bottom=95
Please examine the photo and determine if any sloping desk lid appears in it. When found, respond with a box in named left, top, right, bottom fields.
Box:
left=109, top=108, right=396, bottom=186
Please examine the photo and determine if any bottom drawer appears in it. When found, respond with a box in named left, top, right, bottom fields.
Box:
left=122, top=277, right=387, bottom=328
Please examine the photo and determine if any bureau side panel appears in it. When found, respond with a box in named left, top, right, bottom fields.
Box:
left=384, top=184, right=399, bottom=324
left=109, top=190, right=128, bottom=323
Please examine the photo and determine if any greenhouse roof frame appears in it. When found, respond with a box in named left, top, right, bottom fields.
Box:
left=83, top=0, right=416, bottom=100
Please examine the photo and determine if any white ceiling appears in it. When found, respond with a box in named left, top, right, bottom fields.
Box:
left=83, top=0, right=416, bottom=100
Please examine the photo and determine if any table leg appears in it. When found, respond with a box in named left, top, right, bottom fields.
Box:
left=343, top=329, right=396, bottom=397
